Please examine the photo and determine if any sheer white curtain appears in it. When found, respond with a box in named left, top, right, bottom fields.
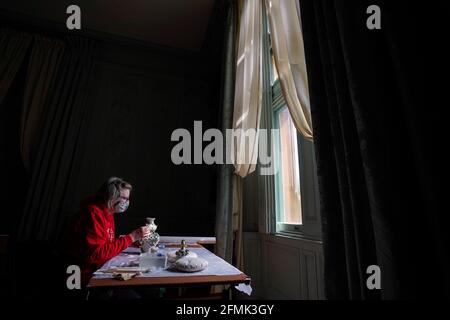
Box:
left=231, top=0, right=263, bottom=270
left=232, top=0, right=263, bottom=178
left=265, top=0, right=313, bottom=139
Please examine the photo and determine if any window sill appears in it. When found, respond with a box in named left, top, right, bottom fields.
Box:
left=273, top=231, right=322, bottom=244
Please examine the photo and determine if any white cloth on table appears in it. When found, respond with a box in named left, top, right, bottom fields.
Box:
left=93, top=247, right=243, bottom=278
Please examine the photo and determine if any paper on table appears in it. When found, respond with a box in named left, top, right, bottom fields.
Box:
left=113, top=273, right=137, bottom=281
left=235, top=283, right=253, bottom=296
left=122, top=246, right=141, bottom=254
left=100, top=267, right=149, bottom=273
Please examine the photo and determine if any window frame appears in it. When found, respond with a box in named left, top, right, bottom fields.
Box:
left=258, top=4, right=321, bottom=240
left=272, top=83, right=304, bottom=234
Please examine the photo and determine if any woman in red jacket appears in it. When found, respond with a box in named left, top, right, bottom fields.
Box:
left=65, top=177, right=150, bottom=287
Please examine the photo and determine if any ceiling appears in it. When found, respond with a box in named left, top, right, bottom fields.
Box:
left=0, top=0, right=216, bottom=51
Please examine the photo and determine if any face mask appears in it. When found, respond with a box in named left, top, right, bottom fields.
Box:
left=114, top=199, right=129, bottom=213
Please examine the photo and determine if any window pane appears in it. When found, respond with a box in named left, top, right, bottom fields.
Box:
left=276, top=106, right=302, bottom=224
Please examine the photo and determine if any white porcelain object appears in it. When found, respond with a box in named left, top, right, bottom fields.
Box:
left=174, top=257, right=208, bottom=272
left=167, top=250, right=198, bottom=263
left=146, top=217, right=157, bottom=232
left=140, top=217, right=160, bottom=253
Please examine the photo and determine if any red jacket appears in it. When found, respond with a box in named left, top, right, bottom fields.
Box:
left=65, top=196, right=133, bottom=285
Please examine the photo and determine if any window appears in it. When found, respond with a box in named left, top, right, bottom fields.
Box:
left=274, top=105, right=302, bottom=226
left=259, top=6, right=321, bottom=239
left=270, top=81, right=320, bottom=238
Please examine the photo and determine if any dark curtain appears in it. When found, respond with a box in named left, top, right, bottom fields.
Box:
left=0, top=29, right=31, bottom=237
left=20, top=36, right=64, bottom=170
left=0, top=28, right=31, bottom=105
left=300, top=0, right=447, bottom=299
left=16, top=36, right=95, bottom=244
left=215, top=0, right=236, bottom=263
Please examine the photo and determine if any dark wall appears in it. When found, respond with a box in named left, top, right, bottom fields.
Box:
left=66, top=42, right=221, bottom=236
left=0, top=27, right=223, bottom=239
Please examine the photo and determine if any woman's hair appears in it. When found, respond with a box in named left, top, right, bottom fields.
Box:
left=97, top=177, right=132, bottom=205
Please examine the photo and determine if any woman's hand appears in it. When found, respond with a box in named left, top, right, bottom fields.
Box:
left=129, top=225, right=151, bottom=242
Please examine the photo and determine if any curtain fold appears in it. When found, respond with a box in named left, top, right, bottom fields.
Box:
left=20, top=36, right=65, bottom=170
left=232, top=0, right=263, bottom=178
left=215, top=1, right=236, bottom=264
left=0, top=28, right=32, bottom=106
left=300, top=0, right=445, bottom=299
left=265, top=0, right=313, bottom=139
left=232, top=175, right=244, bottom=270
left=16, top=36, right=96, bottom=243
left=229, top=0, right=264, bottom=273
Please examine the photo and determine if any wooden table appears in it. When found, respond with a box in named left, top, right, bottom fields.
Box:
left=87, top=243, right=250, bottom=299
left=88, top=273, right=249, bottom=288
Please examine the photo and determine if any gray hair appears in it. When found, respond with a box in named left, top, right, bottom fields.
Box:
left=97, top=177, right=132, bottom=205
